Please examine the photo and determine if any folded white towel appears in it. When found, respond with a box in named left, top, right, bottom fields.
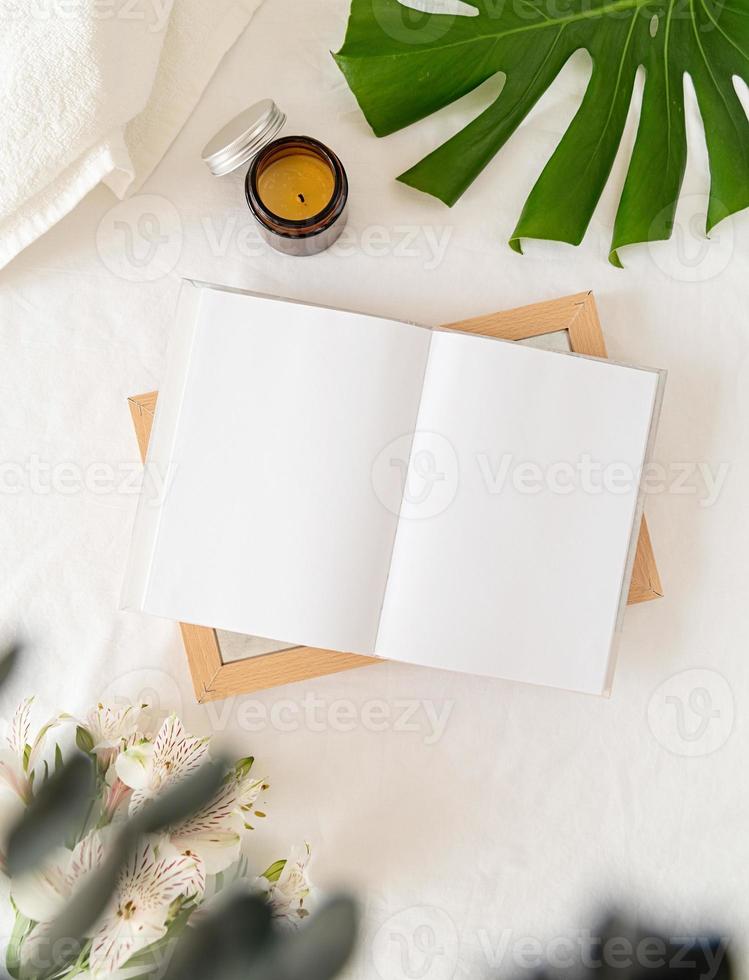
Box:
left=0, top=0, right=263, bottom=270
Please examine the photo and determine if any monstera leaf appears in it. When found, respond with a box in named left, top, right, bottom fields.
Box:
left=334, top=0, right=749, bottom=264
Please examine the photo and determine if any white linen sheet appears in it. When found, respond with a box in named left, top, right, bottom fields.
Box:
left=1, top=0, right=748, bottom=973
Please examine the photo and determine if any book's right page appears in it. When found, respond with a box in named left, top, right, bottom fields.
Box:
left=375, top=330, right=663, bottom=695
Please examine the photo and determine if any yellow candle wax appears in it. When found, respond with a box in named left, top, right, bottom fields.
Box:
left=256, top=152, right=336, bottom=221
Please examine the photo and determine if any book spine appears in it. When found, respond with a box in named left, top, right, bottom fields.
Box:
left=119, top=280, right=203, bottom=612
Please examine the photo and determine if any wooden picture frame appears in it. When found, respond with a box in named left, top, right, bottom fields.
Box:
left=128, top=290, right=662, bottom=702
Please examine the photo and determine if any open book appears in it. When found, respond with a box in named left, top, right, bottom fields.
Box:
left=124, top=281, right=665, bottom=695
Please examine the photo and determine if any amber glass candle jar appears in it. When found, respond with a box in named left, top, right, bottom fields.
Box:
left=246, top=136, right=348, bottom=256
left=202, top=100, right=348, bottom=257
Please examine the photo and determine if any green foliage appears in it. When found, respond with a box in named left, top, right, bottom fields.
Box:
left=74, top=726, right=94, bottom=756
left=163, top=894, right=358, bottom=980
left=5, top=754, right=93, bottom=877
left=261, top=859, right=287, bottom=883
left=335, top=0, right=749, bottom=263
left=0, top=653, right=357, bottom=980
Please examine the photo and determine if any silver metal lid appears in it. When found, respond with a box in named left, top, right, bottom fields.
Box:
left=201, top=99, right=286, bottom=177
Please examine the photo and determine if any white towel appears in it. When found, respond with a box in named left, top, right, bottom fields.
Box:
left=0, top=0, right=264, bottom=270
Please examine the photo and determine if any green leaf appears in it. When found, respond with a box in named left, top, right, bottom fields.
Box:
left=232, top=756, right=254, bottom=780
left=74, top=726, right=95, bottom=756
left=6, top=907, right=32, bottom=980
left=334, top=0, right=749, bottom=263
left=260, top=858, right=287, bottom=883
left=5, top=753, right=93, bottom=877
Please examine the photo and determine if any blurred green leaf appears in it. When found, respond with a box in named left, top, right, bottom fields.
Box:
left=0, top=644, right=20, bottom=689
left=133, top=758, right=227, bottom=835
left=252, top=895, right=358, bottom=980
left=39, top=829, right=132, bottom=980
left=6, top=754, right=93, bottom=877
left=162, top=893, right=273, bottom=980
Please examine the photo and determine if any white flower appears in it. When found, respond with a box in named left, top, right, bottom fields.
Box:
left=85, top=704, right=145, bottom=769
left=12, top=829, right=105, bottom=922
left=12, top=829, right=106, bottom=974
left=116, top=715, right=209, bottom=814
left=0, top=700, right=72, bottom=868
left=165, top=761, right=266, bottom=876
left=14, top=831, right=203, bottom=979
left=0, top=699, right=34, bottom=805
left=89, top=840, right=203, bottom=979
left=264, top=844, right=312, bottom=924
left=0, top=699, right=68, bottom=819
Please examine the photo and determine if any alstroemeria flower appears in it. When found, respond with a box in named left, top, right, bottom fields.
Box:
left=89, top=840, right=204, bottom=979
left=0, top=700, right=73, bottom=871
left=13, top=828, right=104, bottom=920
left=0, top=698, right=35, bottom=806
left=115, top=715, right=209, bottom=813
left=165, top=761, right=267, bottom=875
left=85, top=703, right=146, bottom=769
left=264, top=843, right=312, bottom=924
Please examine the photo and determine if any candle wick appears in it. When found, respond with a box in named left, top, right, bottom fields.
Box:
left=298, top=193, right=305, bottom=204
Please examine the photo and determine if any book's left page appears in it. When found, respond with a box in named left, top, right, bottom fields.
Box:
left=122, top=282, right=432, bottom=655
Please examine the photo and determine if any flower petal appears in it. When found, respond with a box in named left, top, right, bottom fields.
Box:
left=115, top=741, right=154, bottom=790
left=90, top=913, right=165, bottom=979
left=67, top=830, right=106, bottom=889
left=11, top=847, right=71, bottom=921
left=172, top=831, right=241, bottom=876
left=6, top=697, right=33, bottom=762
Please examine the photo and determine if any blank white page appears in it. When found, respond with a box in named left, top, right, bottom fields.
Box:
left=375, top=330, right=662, bottom=694
left=126, top=284, right=430, bottom=654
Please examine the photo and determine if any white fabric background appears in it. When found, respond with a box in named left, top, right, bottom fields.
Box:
left=1, top=1, right=748, bottom=977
